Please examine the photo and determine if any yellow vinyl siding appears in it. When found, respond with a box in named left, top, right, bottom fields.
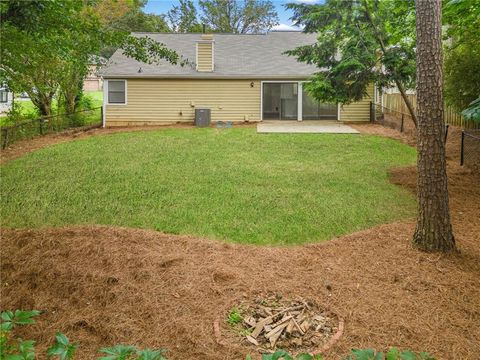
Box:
left=197, top=43, right=213, bottom=72
left=339, top=84, right=375, bottom=122
left=105, top=79, right=374, bottom=126
left=105, top=79, right=260, bottom=126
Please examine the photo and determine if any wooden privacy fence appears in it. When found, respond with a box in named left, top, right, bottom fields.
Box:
left=0, top=107, right=103, bottom=149
left=382, top=93, right=479, bottom=129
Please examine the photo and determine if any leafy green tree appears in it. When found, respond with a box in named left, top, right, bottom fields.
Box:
left=0, top=0, right=80, bottom=116
left=112, top=11, right=170, bottom=33
left=84, top=0, right=171, bottom=67
left=443, top=0, right=479, bottom=46
left=199, top=0, right=279, bottom=34
left=105, top=0, right=170, bottom=34
left=93, top=0, right=141, bottom=25
left=286, top=0, right=418, bottom=126
left=444, top=44, right=480, bottom=112
left=0, top=0, right=181, bottom=117
left=57, top=1, right=171, bottom=114
left=167, top=0, right=203, bottom=33
left=443, top=0, right=480, bottom=112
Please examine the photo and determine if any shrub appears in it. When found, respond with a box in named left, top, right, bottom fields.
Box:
left=76, top=94, right=94, bottom=112
left=67, top=112, right=86, bottom=127
left=247, top=348, right=436, bottom=360
left=0, top=310, right=167, bottom=360
left=1, top=102, right=38, bottom=127
left=246, top=350, right=323, bottom=360
left=1, top=310, right=436, bottom=360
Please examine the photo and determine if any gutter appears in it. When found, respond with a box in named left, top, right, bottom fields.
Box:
left=101, top=74, right=312, bottom=80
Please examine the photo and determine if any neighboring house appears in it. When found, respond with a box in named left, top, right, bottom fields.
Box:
left=84, top=56, right=107, bottom=92
left=18, top=92, right=30, bottom=99
left=0, top=87, right=13, bottom=114
left=101, top=32, right=375, bottom=127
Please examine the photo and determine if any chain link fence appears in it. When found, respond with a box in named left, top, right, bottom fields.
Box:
left=371, top=102, right=479, bottom=168
left=371, top=102, right=417, bottom=137
left=383, top=93, right=479, bottom=129
left=0, top=107, right=102, bottom=149
left=461, top=130, right=480, bottom=171
left=371, top=102, right=453, bottom=144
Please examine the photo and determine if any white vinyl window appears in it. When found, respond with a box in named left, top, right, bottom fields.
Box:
left=107, top=80, right=126, bottom=104
left=0, top=89, right=8, bottom=103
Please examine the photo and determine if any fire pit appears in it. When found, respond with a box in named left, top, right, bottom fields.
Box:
left=215, top=294, right=344, bottom=355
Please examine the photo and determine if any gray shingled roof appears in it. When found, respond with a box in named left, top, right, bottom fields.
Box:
left=101, top=32, right=319, bottom=79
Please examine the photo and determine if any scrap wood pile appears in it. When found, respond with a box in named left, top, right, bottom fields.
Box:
left=234, top=295, right=339, bottom=353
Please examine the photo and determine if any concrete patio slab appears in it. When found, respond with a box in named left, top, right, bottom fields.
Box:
left=257, top=121, right=359, bottom=134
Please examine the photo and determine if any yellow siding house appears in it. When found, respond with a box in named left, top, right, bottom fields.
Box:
left=101, top=32, right=374, bottom=127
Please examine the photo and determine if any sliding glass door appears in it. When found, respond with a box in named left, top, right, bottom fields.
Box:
left=262, top=82, right=337, bottom=121
left=262, top=83, right=298, bottom=120
left=302, top=87, right=337, bottom=120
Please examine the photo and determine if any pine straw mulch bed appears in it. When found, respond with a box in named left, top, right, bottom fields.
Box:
left=1, top=123, right=480, bottom=359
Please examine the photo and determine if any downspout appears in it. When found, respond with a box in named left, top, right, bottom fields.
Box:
left=102, top=77, right=106, bottom=128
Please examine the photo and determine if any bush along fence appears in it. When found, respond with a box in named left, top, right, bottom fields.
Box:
left=0, top=107, right=102, bottom=149
left=461, top=130, right=480, bottom=170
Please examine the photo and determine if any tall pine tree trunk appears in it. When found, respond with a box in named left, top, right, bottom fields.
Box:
left=413, top=0, right=455, bottom=252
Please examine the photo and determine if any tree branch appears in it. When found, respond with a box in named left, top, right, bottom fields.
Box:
left=362, top=0, right=417, bottom=127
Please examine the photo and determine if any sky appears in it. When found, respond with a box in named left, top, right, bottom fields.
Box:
left=144, top=0, right=322, bottom=31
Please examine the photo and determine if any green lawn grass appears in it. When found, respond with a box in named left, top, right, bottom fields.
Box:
left=0, top=128, right=416, bottom=245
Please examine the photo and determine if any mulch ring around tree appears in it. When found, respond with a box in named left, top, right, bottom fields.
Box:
left=215, top=294, right=343, bottom=355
